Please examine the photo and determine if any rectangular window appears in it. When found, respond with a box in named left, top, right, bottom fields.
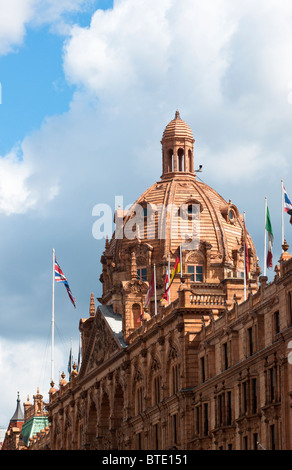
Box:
left=138, top=432, right=142, bottom=450
left=243, top=435, right=248, bottom=450
left=154, top=376, right=160, bottom=404
left=137, top=387, right=143, bottom=414
left=218, top=394, right=223, bottom=426
left=187, top=265, right=203, bottom=282
left=252, top=378, right=257, bottom=414
left=242, top=382, right=247, bottom=414
left=289, top=292, right=292, bottom=325
left=173, top=414, right=178, bottom=445
left=223, top=342, right=228, bottom=370
left=200, top=356, right=205, bottom=383
left=253, top=433, right=258, bottom=450
left=227, top=391, right=232, bottom=425
left=270, top=424, right=276, bottom=450
left=196, top=407, right=200, bottom=435
left=137, top=267, right=147, bottom=281
left=154, top=423, right=159, bottom=450
left=270, top=368, right=275, bottom=402
left=172, top=365, right=178, bottom=394
left=274, top=311, right=280, bottom=334
left=248, top=327, right=253, bottom=356
left=203, top=403, right=209, bottom=436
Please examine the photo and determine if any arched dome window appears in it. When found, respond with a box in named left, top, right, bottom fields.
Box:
left=177, top=148, right=184, bottom=171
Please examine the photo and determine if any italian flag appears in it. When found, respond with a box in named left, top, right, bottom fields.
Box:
left=266, top=206, right=273, bottom=268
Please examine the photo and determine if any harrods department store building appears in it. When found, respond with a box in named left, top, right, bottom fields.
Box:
left=13, top=113, right=292, bottom=450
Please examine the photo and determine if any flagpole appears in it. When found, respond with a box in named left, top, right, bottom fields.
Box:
left=243, top=212, right=247, bottom=301
left=264, top=197, right=267, bottom=277
left=78, top=332, right=82, bottom=371
left=51, top=248, right=55, bottom=382
left=68, top=337, right=72, bottom=381
left=154, top=264, right=157, bottom=315
left=281, top=179, right=284, bottom=250
left=168, top=254, right=171, bottom=305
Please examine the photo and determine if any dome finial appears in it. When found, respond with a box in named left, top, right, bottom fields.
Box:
left=90, top=292, right=95, bottom=317
left=175, top=110, right=180, bottom=119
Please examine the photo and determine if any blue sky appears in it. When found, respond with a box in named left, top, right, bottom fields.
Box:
left=1, top=0, right=292, bottom=429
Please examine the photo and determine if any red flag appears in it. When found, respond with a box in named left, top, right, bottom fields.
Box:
left=163, top=270, right=170, bottom=302
left=145, top=272, right=155, bottom=306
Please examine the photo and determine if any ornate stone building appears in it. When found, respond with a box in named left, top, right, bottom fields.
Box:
left=18, top=112, right=292, bottom=450
left=2, top=390, right=50, bottom=450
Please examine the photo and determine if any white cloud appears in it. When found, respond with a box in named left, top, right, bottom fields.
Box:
left=63, top=0, right=172, bottom=95
left=2, top=0, right=292, bottom=214
left=63, top=0, right=238, bottom=104
left=0, top=0, right=96, bottom=55
left=0, top=0, right=36, bottom=54
left=62, top=0, right=292, bottom=181
left=0, top=148, right=36, bottom=215
left=0, top=337, right=71, bottom=427
left=201, top=142, right=287, bottom=183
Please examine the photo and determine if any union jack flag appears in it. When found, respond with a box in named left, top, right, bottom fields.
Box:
left=55, top=257, right=76, bottom=308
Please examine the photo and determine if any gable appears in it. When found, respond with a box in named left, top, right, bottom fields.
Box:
left=79, top=305, right=127, bottom=378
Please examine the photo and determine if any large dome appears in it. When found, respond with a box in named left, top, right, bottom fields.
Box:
left=100, top=113, right=259, bottom=333
left=106, top=175, right=258, bottom=282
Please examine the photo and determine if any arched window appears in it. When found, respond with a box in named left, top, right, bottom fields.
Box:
left=87, top=401, right=97, bottom=449
left=188, top=149, right=193, bottom=172
left=153, top=375, right=161, bottom=405
left=136, top=386, right=143, bottom=414
left=178, top=148, right=184, bottom=171
left=132, top=303, right=142, bottom=325
left=168, top=149, right=173, bottom=172
left=99, top=393, right=110, bottom=436
left=171, top=364, right=179, bottom=394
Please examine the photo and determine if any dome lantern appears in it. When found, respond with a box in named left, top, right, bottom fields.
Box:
left=161, top=111, right=195, bottom=178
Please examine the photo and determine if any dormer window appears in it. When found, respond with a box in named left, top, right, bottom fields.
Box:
left=187, top=264, right=203, bottom=282
left=137, top=267, right=147, bottom=281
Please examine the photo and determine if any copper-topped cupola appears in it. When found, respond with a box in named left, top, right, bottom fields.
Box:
left=161, top=110, right=195, bottom=177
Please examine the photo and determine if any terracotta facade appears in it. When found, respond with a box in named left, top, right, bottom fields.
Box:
left=18, top=113, right=292, bottom=450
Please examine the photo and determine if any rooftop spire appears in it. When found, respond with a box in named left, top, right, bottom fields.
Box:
left=11, top=392, right=24, bottom=422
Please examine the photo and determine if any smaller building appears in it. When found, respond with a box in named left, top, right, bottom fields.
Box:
left=2, top=389, right=50, bottom=450
left=1, top=393, right=24, bottom=450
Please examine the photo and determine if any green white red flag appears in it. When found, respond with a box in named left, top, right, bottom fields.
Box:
left=266, top=206, right=273, bottom=268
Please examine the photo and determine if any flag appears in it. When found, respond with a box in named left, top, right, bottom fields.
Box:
left=67, top=343, right=73, bottom=380
left=77, top=334, right=82, bottom=372
left=161, top=255, right=180, bottom=300
left=243, top=221, right=250, bottom=277
left=145, top=272, right=155, bottom=307
left=137, top=269, right=156, bottom=323
left=55, top=257, right=76, bottom=308
left=266, top=205, right=273, bottom=268
left=283, top=185, right=292, bottom=224
left=163, top=267, right=170, bottom=303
